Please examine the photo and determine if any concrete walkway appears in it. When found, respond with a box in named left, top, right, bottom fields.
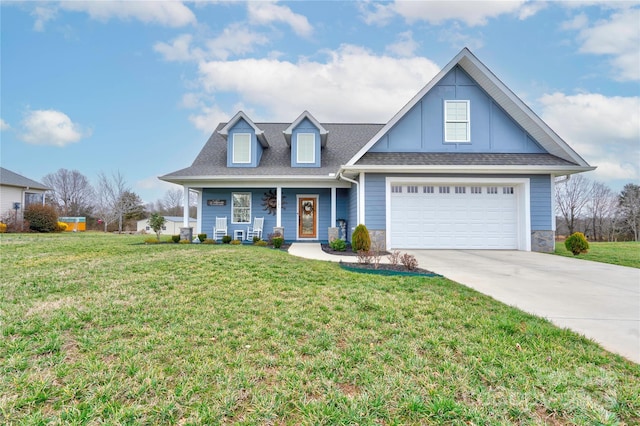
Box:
left=288, top=244, right=640, bottom=363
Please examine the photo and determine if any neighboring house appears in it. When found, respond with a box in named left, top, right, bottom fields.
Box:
left=161, top=48, right=594, bottom=252
left=0, top=167, right=49, bottom=223
left=137, top=216, right=197, bottom=235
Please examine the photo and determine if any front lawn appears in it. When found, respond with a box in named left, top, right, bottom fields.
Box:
left=553, top=241, right=640, bottom=268
left=1, top=233, right=638, bottom=424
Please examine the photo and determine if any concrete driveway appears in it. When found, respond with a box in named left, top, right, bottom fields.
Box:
left=407, top=250, right=640, bottom=363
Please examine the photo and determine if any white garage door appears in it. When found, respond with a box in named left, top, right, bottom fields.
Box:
left=390, top=183, right=519, bottom=249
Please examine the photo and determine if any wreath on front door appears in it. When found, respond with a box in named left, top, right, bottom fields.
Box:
left=302, top=201, right=314, bottom=214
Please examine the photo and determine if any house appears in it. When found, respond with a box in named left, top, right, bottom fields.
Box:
left=160, top=48, right=594, bottom=252
left=0, top=167, right=49, bottom=223
left=137, top=216, right=197, bottom=235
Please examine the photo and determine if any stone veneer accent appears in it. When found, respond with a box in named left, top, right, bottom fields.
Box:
left=369, top=230, right=386, bottom=251
left=531, top=230, right=555, bottom=252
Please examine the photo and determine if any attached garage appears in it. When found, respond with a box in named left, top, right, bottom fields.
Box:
left=387, top=178, right=530, bottom=250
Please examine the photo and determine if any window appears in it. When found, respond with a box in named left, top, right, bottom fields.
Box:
left=232, top=192, right=251, bottom=223
left=391, top=185, right=402, bottom=193
left=487, top=187, right=498, bottom=194
left=439, top=186, right=450, bottom=194
left=233, top=133, right=251, bottom=163
left=407, top=186, right=418, bottom=193
left=444, top=100, right=470, bottom=142
left=455, top=186, right=466, bottom=194
left=503, top=187, right=514, bottom=195
left=423, top=186, right=434, bottom=194
left=297, top=133, right=315, bottom=163
left=24, top=192, right=43, bottom=208
left=471, top=186, right=482, bottom=194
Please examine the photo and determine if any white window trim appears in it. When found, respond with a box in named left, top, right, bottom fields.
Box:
left=444, top=100, right=470, bottom=143
left=232, top=133, right=252, bottom=164
left=296, top=133, right=315, bottom=164
left=231, top=192, right=252, bottom=224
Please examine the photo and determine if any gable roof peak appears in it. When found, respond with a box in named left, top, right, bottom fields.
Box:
left=283, top=110, right=329, bottom=147
left=218, top=111, right=269, bottom=147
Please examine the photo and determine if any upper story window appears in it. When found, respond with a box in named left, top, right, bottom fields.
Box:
left=444, top=100, right=470, bottom=143
left=232, top=133, right=251, bottom=164
left=296, top=133, right=315, bottom=163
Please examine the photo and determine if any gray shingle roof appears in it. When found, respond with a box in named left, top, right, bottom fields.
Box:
left=0, top=167, right=49, bottom=190
left=162, top=123, right=385, bottom=178
left=355, top=153, right=579, bottom=166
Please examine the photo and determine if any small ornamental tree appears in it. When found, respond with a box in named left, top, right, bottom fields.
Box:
left=351, top=224, right=371, bottom=252
left=24, top=204, right=59, bottom=233
left=148, top=213, right=166, bottom=242
left=565, top=232, right=589, bottom=256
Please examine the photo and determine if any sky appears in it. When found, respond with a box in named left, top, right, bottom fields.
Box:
left=1, top=0, right=639, bottom=204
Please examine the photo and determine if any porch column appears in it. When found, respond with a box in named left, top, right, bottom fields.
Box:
left=195, top=190, right=202, bottom=234
left=183, top=185, right=190, bottom=227
left=276, top=186, right=282, bottom=227
left=358, top=173, right=366, bottom=225
left=331, top=187, right=336, bottom=227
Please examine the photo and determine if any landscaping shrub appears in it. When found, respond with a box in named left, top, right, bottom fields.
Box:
left=148, top=213, right=166, bottom=242
left=357, top=250, right=373, bottom=264
left=144, top=237, right=159, bottom=244
left=387, top=250, right=401, bottom=265
left=23, top=204, right=59, bottom=233
left=252, top=236, right=261, bottom=243
left=198, top=233, right=207, bottom=241
left=255, top=240, right=268, bottom=247
left=230, top=239, right=241, bottom=245
left=171, top=235, right=180, bottom=243
left=329, top=238, right=347, bottom=252
left=351, top=224, right=371, bottom=252
left=203, top=239, right=216, bottom=244
left=272, top=237, right=284, bottom=249
left=565, top=232, right=589, bottom=255
left=222, top=235, right=232, bottom=244
left=56, top=222, right=68, bottom=232
left=0, top=223, right=6, bottom=233
left=179, top=239, right=191, bottom=244
left=400, top=253, right=419, bottom=271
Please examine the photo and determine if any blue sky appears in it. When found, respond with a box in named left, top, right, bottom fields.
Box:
left=1, top=0, right=639, bottom=204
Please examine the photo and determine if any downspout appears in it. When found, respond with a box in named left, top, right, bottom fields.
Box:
left=338, top=172, right=359, bottom=225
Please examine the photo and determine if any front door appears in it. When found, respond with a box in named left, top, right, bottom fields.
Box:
left=298, top=196, right=317, bottom=239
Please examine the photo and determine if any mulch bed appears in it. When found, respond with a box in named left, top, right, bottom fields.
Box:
left=321, top=244, right=439, bottom=276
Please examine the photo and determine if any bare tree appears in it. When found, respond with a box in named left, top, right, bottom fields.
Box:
left=555, top=174, right=590, bottom=235
left=42, top=168, right=94, bottom=216
left=162, top=189, right=184, bottom=216
left=619, top=183, right=640, bottom=241
left=588, top=181, right=614, bottom=241
left=96, top=171, right=143, bottom=232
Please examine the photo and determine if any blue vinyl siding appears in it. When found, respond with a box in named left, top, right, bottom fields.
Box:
left=291, top=118, right=321, bottom=168
left=370, top=66, right=546, bottom=154
left=226, top=118, right=264, bottom=167
left=530, top=175, right=552, bottom=230
left=347, top=182, right=357, bottom=240
left=364, top=174, right=386, bottom=230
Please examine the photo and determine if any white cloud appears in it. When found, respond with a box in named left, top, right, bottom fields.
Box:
left=154, top=34, right=203, bottom=62
left=539, top=92, right=640, bottom=182
left=0, top=119, right=9, bottom=131
left=247, top=1, right=313, bottom=37
left=205, top=23, right=270, bottom=60
left=31, top=5, right=57, bottom=31
left=385, top=31, right=419, bottom=57
left=59, top=0, right=196, bottom=27
left=575, top=8, right=640, bottom=81
left=194, top=44, right=440, bottom=124
left=189, top=104, right=231, bottom=133
left=19, top=109, right=90, bottom=147
left=361, top=0, right=534, bottom=27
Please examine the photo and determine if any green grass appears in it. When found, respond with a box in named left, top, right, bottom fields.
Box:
left=553, top=241, right=640, bottom=268
left=1, top=233, right=639, bottom=425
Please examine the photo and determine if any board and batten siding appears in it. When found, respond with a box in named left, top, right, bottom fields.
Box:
left=529, top=175, right=552, bottom=230
left=364, top=174, right=386, bottom=230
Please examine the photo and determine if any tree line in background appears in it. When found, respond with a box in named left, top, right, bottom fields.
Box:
left=4, top=168, right=195, bottom=233
left=555, top=174, right=640, bottom=241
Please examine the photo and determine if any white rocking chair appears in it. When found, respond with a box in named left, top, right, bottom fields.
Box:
left=246, top=217, right=264, bottom=241
left=213, top=217, right=227, bottom=241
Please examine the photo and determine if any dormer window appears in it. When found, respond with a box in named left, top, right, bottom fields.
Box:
left=296, top=133, right=315, bottom=163
left=444, top=100, right=470, bottom=142
left=233, top=133, right=251, bottom=163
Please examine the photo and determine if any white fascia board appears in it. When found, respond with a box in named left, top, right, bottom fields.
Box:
left=158, top=175, right=350, bottom=189
left=283, top=110, right=329, bottom=147
left=340, top=164, right=595, bottom=175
